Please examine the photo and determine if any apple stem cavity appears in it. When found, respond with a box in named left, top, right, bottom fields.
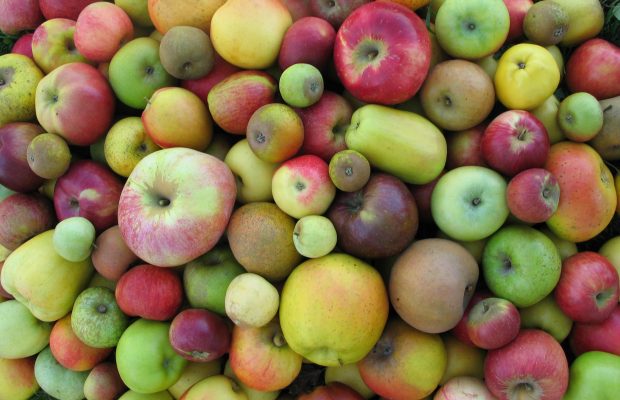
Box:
left=471, top=197, right=481, bottom=206
left=512, top=381, right=541, bottom=400
left=518, top=62, right=526, bottom=69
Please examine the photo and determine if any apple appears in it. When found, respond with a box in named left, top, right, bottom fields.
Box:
left=52, top=216, right=95, bottom=262
left=225, top=273, right=280, bottom=328
left=555, top=251, right=619, bottom=323
left=119, top=390, right=174, bottom=399
left=116, top=319, right=188, bottom=394
left=115, top=0, right=153, bottom=27
left=328, top=149, right=371, bottom=193
left=104, top=116, right=161, bottom=178
left=445, top=123, right=487, bottom=169
left=0, top=300, right=52, bottom=359
left=590, top=96, right=620, bottom=161
left=519, top=294, right=573, bottom=343
left=482, top=225, right=561, bottom=308
left=506, top=168, right=560, bottom=224
left=522, top=0, right=569, bottom=46
left=181, top=53, right=241, bottom=102
left=34, top=347, right=90, bottom=400
left=118, top=147, right=236, bottom=267
left=281, top=0, right=312, bottom=21
left=435, top=0, right=509, bottom=59
left=71, top=286, right=129, bottom=348
left=599, top=235, right=620, bottom=281
left=11, top=33, right=35, bottom=59
left=296, top=90, right=352, bottom=161
left=530, top=95, right=565, bottom=144
left=553, top=0, right=604, bottom=47
left=563, top=351, right=620, bottom=400
left=0, top=357, right=39, bottom=400
left=570, top=304, right=620, bottom=357
left=0, top=122, right=46, bottom=193
left=0, top=193, right=55, bottom=251
left=39, top=0, right=99, bottom=20
left=147, top=0, right=225, bottom=34
left=115, top=264, right=183, bottom=321
left=327, top=173, right=418, bottom=259
left=0, top=54, right=44, bottom=128
left=158, top=25, right=215, bottom=80
left=246, top=103, right=304, bottom=163
left=83, top=362, right=127, bottom=400
left=481, top=110, right=550, bottom=177
left=325, top=364, right=374, bottom=400
left=0, top=0, right=43, bottom=34
left=91, top=225, right=138, bottom=281
left=333, top=1, right=430, bottom=105
left=181, top=374, right=248, bottom=400
left=440, top=334, right=486, bottom=384
left=168, top=360, right=223, bottom=399
left=484, top=330, right=569, bottom=400
left=557, top=91, right=604, bottom=142
left=293, top=215, right=337, bottom=258
left=431, top=166, right=509, bottom=242
left=169, top=308, right=231, bottom=362
left=26, top=132, right=72, bottom=180
left=31, top=18, right=92, bottom=74
left=279, top=63, right=324, bottom=108
left=309, top=0, right=369, bottom=27
left=466, top=297, right=520, bottom=350
left=566, top=38, right=620, bottom=100
left=450, top=290, right=492, bottom=346
left=278, top=16, right=336, bottom=71
left=503, top=0, right=532, bottom=42
left=298, top=382, right=364, bottom=400
left=435, top=377, right=496, bottom=400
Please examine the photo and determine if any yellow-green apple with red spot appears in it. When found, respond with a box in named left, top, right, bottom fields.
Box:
left=0, top=300, right=52, bottom=359
left=0, top=54, right=43, bottom=127
left=31, top=18, right=92, bottom=73
left=104, top=116, right=161, bottom=178
left=246, top=103, right=304, bottom=163
left=83, top=362, right=127, bottom=400
left=0, top=357, right=39, bottom=400
left=278, top=16, right=336, bottom=71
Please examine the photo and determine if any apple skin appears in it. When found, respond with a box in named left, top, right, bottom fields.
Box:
left=39, top=0, right=98, bottom=20
left=503, top=0, right=532, bottom=42
left=180, top=374, right=248, bottom=400
left=0, top=0, right=43, bottom=34
left=435, top=376, right=496, bottom=400
left=298, top=382, right=364, bottom=400
left=0, top=300, right=52, bottom=359
left=519, top=294, right=573, bottom=343
left=115, top=264, right=183, bottom=321
left=566, top=40, right=620, bottom=100
left=484, top=329, right=569, bottom=400
left=0, top=193, right=55, bottom=251
left=0, top=357, right=39, bottom=400
left=246, top=103, right=304, bottom=163
left=554, top=251, right=619, bottom=324
left=334, top=1, right=430, bottom=105
left=35, top=62, right=115, bottom=146
left=570, top=304, right=620, bottom=357
left=118, top=147, right=236, bottom=267
left=506, top=168, right=560, bottom=224
left=34, top=347, right=90, bottom=400
left=53, top=159, right=123, bottom=232
left=446, top=123, right=487, bottom=169
left=168, top=360, right=222, bottom=399
left=278, top=16, right=336, bottom=71
left=91, top=225, right=138, bottom=282
left=309, top=0, right=369, bottom=27
left=11, top=33, right=35, bottom=59
left=169, top=308, right=231, bottom=362
left=450, top=290, right=492, bottom=347
left=31, top=18, right=92, bottom=74
left=466, top=297, right=520, bottom=350
left=0, top=122, right=45, bottom=193
left=481, top=110, right=550, bottom=177
left=563, top=351, right=620, bottom=400
left=83, top=362, right=127, bottom=400
left=181, top=53, right=242, bottom=102
left=440, top=334, right=486, bottom=385
left=327, top=173, right=418, bottom=259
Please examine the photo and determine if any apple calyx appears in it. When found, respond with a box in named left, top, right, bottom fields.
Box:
left=96, top=304, right=108, bottom=314
left=595, top=289, right=615, bottom=308
left=273, top=331, right=287, bottom=348
left=354, top=39, right=385, bottom=66
left=509, top=379, right=543, bottom=400
left=0, top=67, right=13, bottom=86
left=370, top=337, right=393, bottom=358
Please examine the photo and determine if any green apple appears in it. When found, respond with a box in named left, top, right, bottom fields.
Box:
left=71, top=287, right=129, bottom=348
left=118, top=390, right=174, bottom=400
left=531, top=95, right=565, bottom=144
left=325, top=363, right=375, bottom=399
left=519, top=294, right=573, bottom=342
left=116, top=319, right=188, bottom=394
left=431, top=166, right=509, bottom=242
left=558, top=92, right=604, bottom=142
left=108, top=37, right=177, bottom=109
left=279, top=63, right=324, bottom=108
left=168, top=360, right=223, bottom=399
left=0, top=300, right=52, bottom=359
left=293, top=215, right=337, bottom=258
left=482, top=225, right=561, bottom=307
left=225, top=273, right=280, bottom=328
left=34, top=347, right=89, bottom=400
left=563, top=351, right=620, bottom=400
left=53, top=217, right=96, bottom=262
left=539, top=227, right=578, bottom=261
left=435, top=0, right=510, bottom=60
left=183, top=245, right=246, bottom=316
left=115, top=0, right=153, bottom=27
left=104, top=116, right=161, bottom=178
left=598, top=236, right=620, bottom=289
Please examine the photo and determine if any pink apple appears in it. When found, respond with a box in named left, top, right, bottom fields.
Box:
left=31, top=18, right=91, bottom=74
left=74, top=2, right=134, bottom=63
left=118, top=147, right=237, bottom=267
left=115, top=264, right=183, bottom=321
left=35, top=62, right=115, bottom=146
left=11, top=33, right=35, bottom=59
left=566, top=38, right=620, bottom=100
left=39, top=0, right=99, bottom=20
left=53, top=159, right=124, bottom=232
left=466, top=297, right=521, bottom=350
left=481, top=110, right=550, bottom=177
left=169, top=308, right=231, bottom=362
left=279, top=16, right=336, bottom=71
left=83, top=362, right=127, bottom=400
left=484, top=329, right=569, bottom=400
left=296, top=90, right=352, bottom=161
left=309, top=0, right=369, bottom=27
left=451, top=290, right=492, bottom=346
left=554, top=251, right=619, bottom=323
left=0, top=122, right=45, bottom=193
left=0, top=0, right=43, bottom=34
left=333, top=1, right=431, bottom=105
left=181, top=53, right=241, bottom=102
left=0, top=193, right=55, bottom=251
left=503, top=0, right=533, bottom=42
left=506, top=168, right=560, bottom=224
left=446, top=123, right=488, bottom=169
left=570, top=304, right=620, bottom=357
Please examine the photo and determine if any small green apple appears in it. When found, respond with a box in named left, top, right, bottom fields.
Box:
left=598, top=236, right=620, bottom=288
left=279, top=63, right=324, bottom=108
left=53, top=217, right=96, bottom=262
left=558, top=92, right=604, bottom=142
left=293, top=215, right=337, bottom=258
left=225, top=273, right=280, bottom=328
left=71, top=287, right=129, bottom=348
left=34, top=347, right=89, bottom=400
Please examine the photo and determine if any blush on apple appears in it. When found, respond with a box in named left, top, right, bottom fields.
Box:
left=11, top=33, right=35, bottom=59
left=570, top=304, right=620, bottom=357
left=0, top=122, right=45, bottom=193
left=39, top=0, right=99, bottom=20
left=566, top=38, right=620, bottom=100
left=279, top=16, right=336, bottom=71
left=446, top=123, right=488, bottom=169
left=181, top=53, right=242, bottom=102
left=0, top=0, right=43, bottom=34
left=298, top=381, right=364, bottom=400
left=169, top=308, right=231, bottom=362
left=451, top=290, right=492, bottom=346
left=91, top=225, right=138, bottom=282
left=466, top=297, right=521, bottom=350
left=506, top=168, right=560, bottom=224
left=503, top=0, right=533, bottom=42
left=0, top=193, right=55, bottom=251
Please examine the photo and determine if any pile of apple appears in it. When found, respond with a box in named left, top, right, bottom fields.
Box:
left=1, top=0, right=620, bottom=399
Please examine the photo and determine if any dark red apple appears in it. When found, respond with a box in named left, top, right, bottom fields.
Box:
left=503, top=0, right=533, bottom=42
left=466, top=297, right=521, bottom=350
left=554, top=251, right=619, bottom=323
left=333, top=1, right=431, bottom=105
left=53, top=160, right=124, bottom=232
left=38, top=0, right=98, bottom=20
left=115, top=264, right=183, bottom=321
left=409, top=171, right=444, bottom=224
left=327, top=173, right=418, bottom=259
left=0, top=0, right=43, bottom=34
left=566, top=38, right=620, bottom=100
left=481, top=110, right=549, bottom=177
left=484, top=329, right=569, bottom=400
left=278, top=16, right=336, bottom=71
left=181, top=53, right=241, bottom=103
left=298, top=382, right=364, bottom=400
left=281, top=0, right=313, bottom=21
left=11, top=33, right=35, bottom=59
left=0, top=193, right=56, bottom=251
left=570, top=304, right=620, bottom=357
left=296, top=90, right=352, bottom=161
left=309, top=0, right=369, bottom=27
left=446, top=123, right=487, bottom=169
left=506, top=168, right=560, bottom=224
left=0, top=122, right=45, bottom=193
left=169, top=308, right=231, bottom=362
left=451, top=290, right=492, bottom=346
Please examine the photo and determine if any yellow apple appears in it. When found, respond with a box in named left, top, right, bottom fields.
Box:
left=0, top=54, right=44, bottom=127
left=553, top=0, right=604, bottom=47
left=439, top=334, right=485, bottom=384
left=104, top=116, right=161, bottom=177
left=168, top=360, right=222, bottom=399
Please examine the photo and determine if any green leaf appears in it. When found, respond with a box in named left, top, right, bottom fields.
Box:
left=613, top=5, right=620, bottom=20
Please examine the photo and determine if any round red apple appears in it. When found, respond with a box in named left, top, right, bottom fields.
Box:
left=0, top=0, right=43, bottom=34
left=279, top=16, right=336, bottom=70
left=11, top=33, right=35, bottom=59
left=466, top=297, right=521, bottom=350
left=0, top=122, right=45, bottom=193
left=570, top=304, right=620, bottom=357
left=566, top=38, right=620, bottom=100
left=451, top=290, right=492, bottom=346
left=39, top=0, right=99, bottom=20
left=169, top=308, right=231, bottom=362
left=0, top=193, right=55, bottom=251
left=506, top=168, right=560, bottom=224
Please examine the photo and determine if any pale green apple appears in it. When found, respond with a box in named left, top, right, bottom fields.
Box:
left=279, top=63, right=324, bottom=108
left=558, top=92, right=604, bottom=142
left=563, top=351, right=620, bottom=400
left=168, top=360, right=223, bottom=399
left=225, top=273, right=279, bottom=328
left=539, top=227, right=578, bottom=261
left=71, top=287, right=129, bottom=348
left=53, top=217, right=96, bottom=262
left=531, top=95, right=565, bottom=144
left=34, top=347, right=89, bottom=400
left=293, top=215, right=337, bottom=258
left=325, top=363, right=375, bottom=399
left=599, top=236, right=620, bottom=292
left=519, top=294, right=573, bottom=342
left=119, top=390, right=174, bottom=400
left=0, top=300, right=52, bottom=359
left=104, top=116, right=161, bottom=177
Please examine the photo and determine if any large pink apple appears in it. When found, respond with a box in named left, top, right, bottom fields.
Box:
left=0, top=122, right=45, bottom=193
left=39, top=0, right=99, bottom=20
left=333, top=1, right=431, bottom=105
left=35, top=62, right=115, bottom=146
left=118, top=147, right=237, bottom=267
left=0, top=0, right=43, bottom=34
left=566, top=38, right=620, bottom=100
left=570, top=304, right=620, bottom=356
left=279, top=16, right=336, bottom=71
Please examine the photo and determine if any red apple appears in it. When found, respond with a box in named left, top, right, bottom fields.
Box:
left=53, top=159, right=124, bottom=232
left=11, top=33, right=35, bottom=59
left=554, top=251, right=619, bottom=323
left=409, top=172, right=444, bottom=224
left=115, top=264, right=183, bottom=321
left=481, top=110, right=550, bottom=177
left=296, top=90, right=352, bottom=161
left=466, top=297, right=521, bottom=350
left=503, top=0, right=533, bottom=42
left=446, top=123, right=488, bottom=169
left=83, top=362, right=127, bottom=400
left=333, top=1, right=431, bottom=105
left=298, top=382, right=364, bottom=400
left=279, top=16, right=336, bottom=71
left=181, top=53, right=242, bottom=102
left=566, top=38, right=620, bottom=100
left=282, top=0, right=313, bottom=21
left=327, top=173, right=418, bottom=259
left=31, top=18, right=91, bottom=74
left=506, top=168, right=560, bottom=224
left=484, top=329, right=569, bottom=400
left=35, top=62, right=115, bottom=146
left=0, top=193, right=55, bottom=251
left=39, top=0, right=99, bottom=20
left=0, top=122, right=45, bottom=193
left=309, top=0, right=369, bottom=27
left=169, top=308, right=231, bottom=362
left=570, top=304, right=620, bottom=357
left=0, top=0, right=43, bottom=34
left=451, top=290, right=492, bottom=346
